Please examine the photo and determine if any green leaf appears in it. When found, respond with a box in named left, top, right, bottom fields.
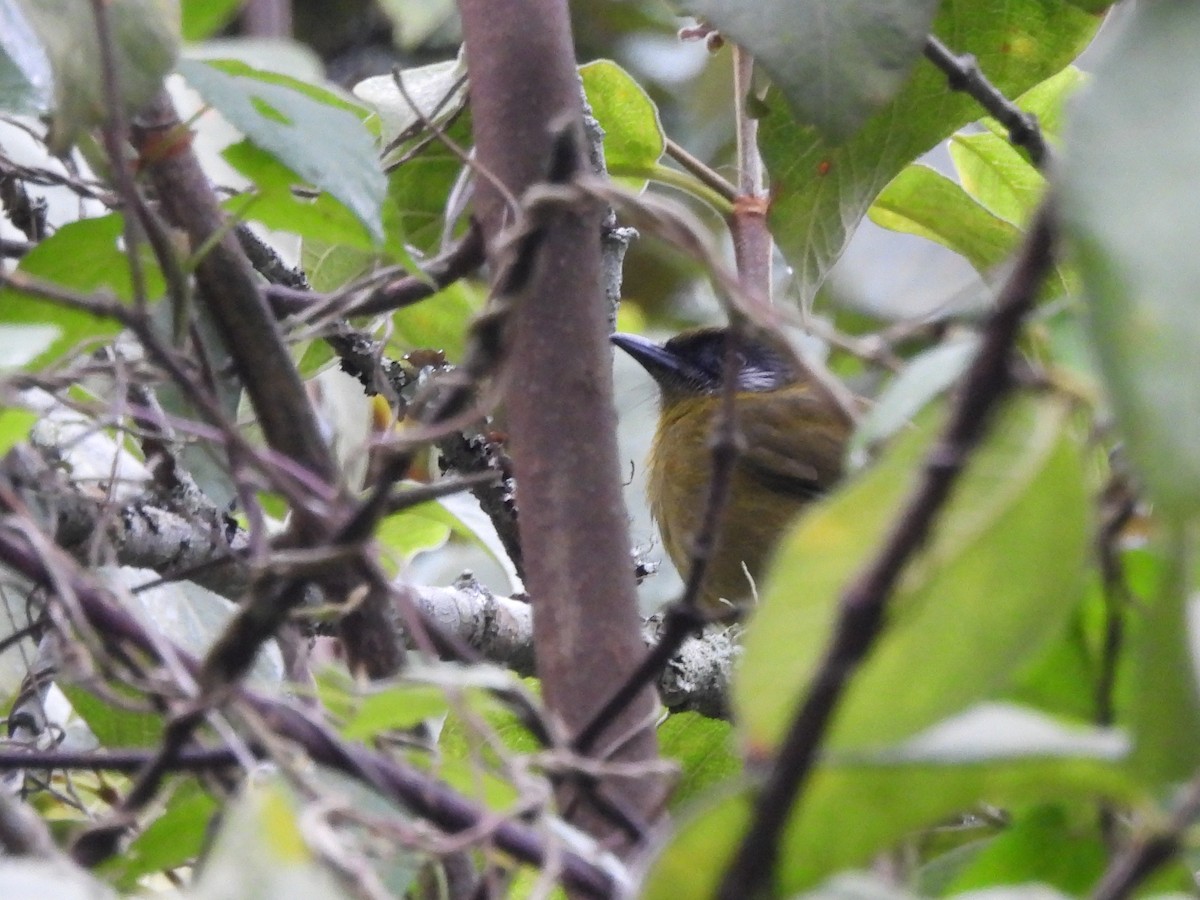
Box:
left=0, top=407, right=37, bottom=455
left=658, top=712, right=742, bottom=807
left=580, top=59, right=665, bottom=193
left=869, top=165, right=1021, bottom=273
left=385, top=112, right=473, bottom=254
left=16, top=0, right=179, bottom=153
left=676, top=0, right=939, bottom=143
left=300, top=238, right=383, bottom=293
left=222, top=139, right=378, bottom=249
left=342, top=684, right=450, bottom=740
left=869, top=163, right=1074, bottom=297
left=0, top=214, right=161, bottom=367
left=107, top=781, right=217, bottom=888
left=949, top=66, right=1083, bottom=225
left=191, top=779, right=345, bottom=900
left=1125, top=528, right=1200, bottom=782
left=181, top=0, right=241, bottom=40
left=1060, top=0, right=1200, bottom=518
left=375, top=500, right=453, bottom=572
left=1063, top=0, right=1115, bottom=14
left=645, top=706, right=1133, bottom=898
left=943, top=804, right=1106, bottom=895
left=60, top=684, right=164, bottom=747
left=763, top=0, right=1096, bottom=303
left=388, top=279, right=485, bottom=360
left=949, top=132, right=1045, bottom=226
left=737, top=395, right=1090, bottom=752
left=177, top=58, right=385, bottom=243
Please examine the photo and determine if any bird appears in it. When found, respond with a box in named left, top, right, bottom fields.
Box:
left=612, top=325, right=852, bottom=613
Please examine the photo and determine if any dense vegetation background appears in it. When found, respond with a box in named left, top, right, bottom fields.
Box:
left=1, top=0, right=1198, bottom=897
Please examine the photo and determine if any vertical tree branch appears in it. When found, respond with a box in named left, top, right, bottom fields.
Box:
left=458, top=0, right=664, bottom=844
left=729, top=45, right=772, bottom=310
left=130, top=93, right=335, bottom=500
left=129, top=94, right=403, bottom=678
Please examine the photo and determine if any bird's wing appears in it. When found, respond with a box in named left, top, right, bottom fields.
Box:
left=736, top=390, right=848, bottom=500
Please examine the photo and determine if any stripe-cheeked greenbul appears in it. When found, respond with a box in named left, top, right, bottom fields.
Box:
left=612, top=326, right=852, bottom=613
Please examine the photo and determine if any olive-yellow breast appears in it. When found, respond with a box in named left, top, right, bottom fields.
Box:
left=613, top=327, right=851, bottom=611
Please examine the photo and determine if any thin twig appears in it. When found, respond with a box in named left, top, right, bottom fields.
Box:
left=0, top=237, right=32, bottom=257
left=0, top=523, right=617, bottom=897
left=923, top=35, right=1052, bottom=169
left=1090, top=770, right=1200, bottom=900
left=716, top=198, right=1061, bottom=899
left=664, top=138, right=738, bottom=203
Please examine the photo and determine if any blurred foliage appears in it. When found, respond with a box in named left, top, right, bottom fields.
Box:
left=6, top=0, right=1200, bottom=898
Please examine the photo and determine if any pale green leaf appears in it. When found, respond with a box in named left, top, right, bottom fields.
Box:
left=763, top=0, right=1096, bottom=303
left=1060, top=0, right=1200, bottom=517
left=737, top=396, right=1090, bottom=752
left=676, top=0, right=939, bottom=142
left=177, top=58, right=386, bottom=243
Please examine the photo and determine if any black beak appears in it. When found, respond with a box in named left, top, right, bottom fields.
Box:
left=611, top=332, right=700, bottom=388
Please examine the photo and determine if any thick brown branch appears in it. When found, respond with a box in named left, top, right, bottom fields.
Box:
left=459, top=0, right=664, bottom=846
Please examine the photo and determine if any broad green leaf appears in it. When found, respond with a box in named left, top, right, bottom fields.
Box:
left=1004, top=599, right=1103, bottom=723
left=300, top=238, right=382, bottom=293
left=645, top=705, right=1133, bottom=898
left=658, top=711, right=741, bottom=807
left=737, top=395, right=1090, bottom=752
left=980, top=64, right=1085, bottom=148
left=0, top=214, right=162, bottom=367
left=388, top=279, right=485, bottom=360
left=60, top=684, right=163, bottom=747
left=375, top=500, right=453, bottom=572
left=1125, top=528, right=1200, bottom=782
left=16, top=0, right=178, bottom=152
left=107, top=781, right=217, bottom=889
left=580, top=59, right=665, bottom=193
left=385, top=112, right=473, bottom=254
left=114, top=567, right=285, bottom=688
left=943, top=804, right=1106, bottom=895
left=191, top=779, right=344, bottom=900
left=950, top=66, right=1083, bottom=225
left=181, top=0, right=241, bottom=40
left=869, top=163, right=1073, bottom=296
left=1060, top=0, right=1200, bottom=518
left=221, top=139, right=377, bottom=249
left=676, top=0, right=939, bottom=143
left=0, top=0, right=52, bottom=115
left=341, top=684, right=450, bottom=740
left=949, top=132, right=1045, bottom=226
left=763, top=0, right=1096, bottom=303
left=1064, top=0, right=1115, bottom=11
left=870, top=165, right=1020, bottom=273
left=177, top=58, right=385, bottom=243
